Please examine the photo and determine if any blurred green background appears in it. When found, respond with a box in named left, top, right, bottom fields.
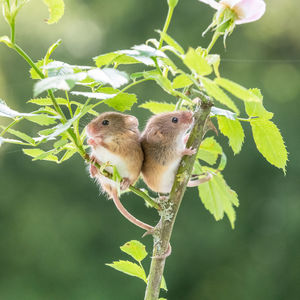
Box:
left=0, top=0, right=299, bottom=299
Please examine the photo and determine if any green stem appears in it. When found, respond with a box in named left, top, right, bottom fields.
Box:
left=0, top=117, right=22, bottom=137
left=144, top=98, right=213, bottom=300
left=207, top=31, right=220, bottom=54
left=129, top=186, right=161, bottom=211
left=158, top=5, right=175, bottom=49
left=10, top=20, right=15, bottom=44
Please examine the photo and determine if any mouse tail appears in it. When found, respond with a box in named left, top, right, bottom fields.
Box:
left=111, top=189, right=153, bottom=232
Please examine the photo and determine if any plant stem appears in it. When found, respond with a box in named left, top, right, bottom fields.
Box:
left=207, top=31, right=220, bottom=54
left=0, top=117, right=22, bottom=137
left=129, top=186, right=161, bottom=211
left=158, top=5, right=175, bottom=49
left=144, top=98, right=213, bottom=300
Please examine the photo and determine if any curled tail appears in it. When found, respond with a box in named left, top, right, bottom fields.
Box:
left=111, top=189, right=153, bottom=232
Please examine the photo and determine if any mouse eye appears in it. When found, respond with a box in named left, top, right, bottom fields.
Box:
left=102, top=120, right=109, bottom=126
left=172, top=117, right=178, bottom=123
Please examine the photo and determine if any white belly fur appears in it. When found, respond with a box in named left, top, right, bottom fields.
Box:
left=159, top=157, right=181, bottom=193
left=92, top=145, right=131, bottom=179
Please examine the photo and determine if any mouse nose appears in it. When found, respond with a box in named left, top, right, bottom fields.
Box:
left=86, top=123, right=95, bottom=137
left=181, top=111, right=193, bottom=124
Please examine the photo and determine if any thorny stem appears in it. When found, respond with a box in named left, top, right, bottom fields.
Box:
left=144, top=97, right=213, bottom=300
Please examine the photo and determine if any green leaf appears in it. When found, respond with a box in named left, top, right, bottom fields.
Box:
left=183, top=48, right=212, bottom=76
left=0, top=99, right=39, bottom=119
left=53, top=138, right=68, bottom=148
left=172, top=74, right=193, bottom=89
left=197, top=137, right=222, bottom=165
left=207, top=54, right=220, bottom=77
left=33, top=72, right=86, bottom=96
left=0, top=35, right=13, bottom=48
left=0, top=137, right=30, bottom=146
left=119, top=44, right=167, bottom=66
left=23, top=148, right=58, bottom=162
left=120, top=240, right=148, bottom=262
left=160, top=276, right=168, bottom=291
left=29, top=59, right=53, bottom=80
left=94, top=52, right=139, bottom=68
left=157, top=30, right=184, bottom=54
left=245, top=89, right=273, bottom=120
left=250, top=119, right=288, bottom=173
left=28, top=97, right=68, bottom=106
left=210, top=107, right=236, bottom=120
left=139, top=101, right=176, bottom=114
left=217, top=116, right=244, bottom=155
left=87, top=68, right=129, bottom=89
left=202, top=78, right=239, bottom=114
left=43, top=0, right=65, bottom=24
left=71, top=91, right=117, bottom=100
left=104, top=93, right=137, bottom=112
left=198, top=171, right=239, bottom=228
left=215, top=78, right=260, bottom=102
left=106, top=260, right=147, bottom=282
left=59, top=149, right=76, bottom=162
left=0, top=127, right=35, bottom=145
left=26, top=114, right=57, bottom=126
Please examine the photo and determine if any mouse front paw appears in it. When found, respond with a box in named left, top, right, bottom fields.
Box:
left=120, top=177, right=131, bottom=190
left=181, top=147, right=197, bottom=156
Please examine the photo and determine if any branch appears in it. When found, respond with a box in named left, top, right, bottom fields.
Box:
left=144, top=97, right=213, bottom=300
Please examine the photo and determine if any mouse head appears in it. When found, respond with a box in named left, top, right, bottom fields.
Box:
left=86, top=112, right=139, bottom=138
left=144, top=111, right=193, bottom=142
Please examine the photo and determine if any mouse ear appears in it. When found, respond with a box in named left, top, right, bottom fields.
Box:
left=146, top=126, right=163, bottom=142
left=126, top=115, right=139, bottom=129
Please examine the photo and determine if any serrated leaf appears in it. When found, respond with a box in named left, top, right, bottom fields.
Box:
left=139, top=101, right=176, bottom=114
left=172, top=74, right=193, bottom=89
left=197, top=137, right=222, bottom=165
left=94, top=52, right=139, bottom=68
left=53, top=138, right=68, bottom=148
left=183, top=48, right=212, bottom=76
left=245, top=89, right=273, bottom=120
left=28, top=97, right=68, bottom=106
left=104, top=93, right=137, bottom=112
left=120, top=240, right=147, bottom=262
left=210, top=107, right=236, bottom=120
left=143, top=71, right=174, bottom=95
left=0, top=137, right=30, bottom=146
left=215, top=78, right=260, bottom=102
left=33, top=72, right=86, bottom=96
left=43, top=0, right=65, bottom=24
left=119, top=44, right=167, bottom=66
left=59, top=149, right=76, bottom=162
left=250, top=119, right=287, bottom=173
left=198, top=171, right=239, bottom=228
left=87, top=68, right=129, bottom=88
left=0, top=35, right=13, bottom=48
left=0, top=99, right=37, bottom=119
left=0, top=127, right=35, bottom=145
left=29, top=59, right=54, bottom=80
left=157, top=30, right=184, bottom=54
left=217, top=116, right=244, bottom=154
left=23, top=148, right=58, bottom=162
left=71, top=91, right=117, bottom=100
left=106, top=260, right=147, bottom=282
left=202, top=78, right=239, bottom=114
left=26, top=114, right=57, bottom=126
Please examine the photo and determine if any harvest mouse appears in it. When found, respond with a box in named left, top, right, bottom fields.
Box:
left=86, top=112, right=153, bottom=232
left=141, top=111, right=196, bottom=194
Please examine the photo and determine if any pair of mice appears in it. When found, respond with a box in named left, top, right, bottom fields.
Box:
left=86, top=110, right=195, bottom=232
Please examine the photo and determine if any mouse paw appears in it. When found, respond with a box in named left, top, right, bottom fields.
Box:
left=120, top=177, right=131, bottom=191
left=181, top=147, right=197, bottom=156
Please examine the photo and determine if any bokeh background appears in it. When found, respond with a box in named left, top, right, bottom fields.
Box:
left=0, top=0, right=299, bottom=299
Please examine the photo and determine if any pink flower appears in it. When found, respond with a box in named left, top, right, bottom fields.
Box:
left=199, top=0, right=266, bottom=24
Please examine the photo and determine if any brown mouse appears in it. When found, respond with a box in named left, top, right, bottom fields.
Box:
left=140, top=111, right=196, bottom=194
left=86, top=111, right=153, bottom=232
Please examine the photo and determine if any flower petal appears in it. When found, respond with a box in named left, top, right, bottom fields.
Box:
left=198, top=0, right=221, bottom=10
left=233, top=0, right=266, bottom=24
left=220, top=0, right=242, bottom=9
